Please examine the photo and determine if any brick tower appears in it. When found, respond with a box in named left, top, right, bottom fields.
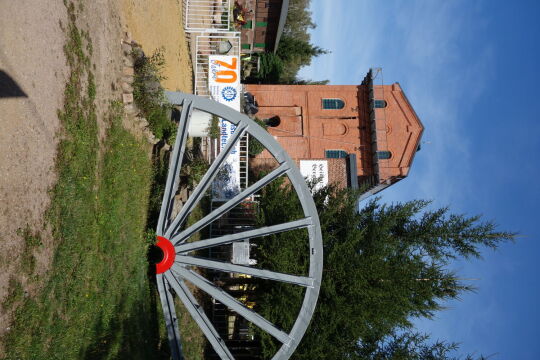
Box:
left=245, top=69, right=424, bottom=199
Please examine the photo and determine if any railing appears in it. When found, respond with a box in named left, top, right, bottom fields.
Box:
left=193, top=32, right=247, bottom=184
left=366, top=67, right=389, bottom=180
left=183, top=0, right=233, bottom=33
left=194, top=32, right=241, bottom=97
left=185, top=0, right=251, bottom=248
left=238, top=133, right=249, bottom=190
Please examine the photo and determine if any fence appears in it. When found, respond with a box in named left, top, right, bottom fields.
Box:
left=183, top=0, right=233, bottom=33
left=194, top=32, right=241, bottom=97
left=206, top=200, right=260, bottom=359
left=193, top=31, right=247, bottom=186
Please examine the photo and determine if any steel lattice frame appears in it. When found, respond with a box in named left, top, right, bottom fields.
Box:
left=156, top=92, right=323, bottom=360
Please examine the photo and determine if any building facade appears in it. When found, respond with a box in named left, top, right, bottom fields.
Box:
left=246, top=69, right=424, bottom=199
left=237, top=0, right=289, bottom=53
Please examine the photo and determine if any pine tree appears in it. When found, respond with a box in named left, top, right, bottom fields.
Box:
left=252, top=182, right=514, bottom=359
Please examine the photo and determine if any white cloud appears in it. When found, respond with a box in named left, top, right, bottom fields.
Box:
left=303, top=0, right=499, bottom=353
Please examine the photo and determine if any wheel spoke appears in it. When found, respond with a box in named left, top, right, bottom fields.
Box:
left=175, top=218, right=313, bottom=253
left=176, top=255, right=314, bottom=287
left=165, top=271, right=235, bottom=360
left=164, top=124, right=248, bottom=238
left=157, top=100, right=193, bottom=235
left=172, top=163, right=290, bottom=245
left=156, top=274, right=183, bottom=359
left=156, top=92, right=324, bottom=360
left=173, top=264, right=292, bottom=345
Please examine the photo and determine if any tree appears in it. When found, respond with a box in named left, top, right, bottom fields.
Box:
left=248, top=0, right=329, bottom=84
left=276, top=35, right=328, bottom=83
left=282, top=0, right=316, bottom=41
left=358, top=331, right=489, bottom=360
left=256, top=53, right=284, bottom=84
left=251, top=182, right=514, bottom=359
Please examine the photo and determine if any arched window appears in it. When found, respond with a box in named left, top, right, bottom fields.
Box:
left=322, top=98, right=345, bottom=110
left=374, top=100, right=387, bottom=108
left=376, top=151, right=392, bottom=159
left=325, top=150, right=348, bottom=158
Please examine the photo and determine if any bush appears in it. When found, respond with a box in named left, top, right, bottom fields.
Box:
left=132, top=47, right=177, bottom=143
left=147, top=107, right=176, bottom=141
left=248, top=117, right=268, bottom=156
left=133, top=48, right=165, bottom=110
left=208, top=115, right=220, bottom=139
left=257, top=53, right=283, bottom=84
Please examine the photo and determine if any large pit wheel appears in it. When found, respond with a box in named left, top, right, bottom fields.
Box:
left=155, top=92, right=323, bottom=360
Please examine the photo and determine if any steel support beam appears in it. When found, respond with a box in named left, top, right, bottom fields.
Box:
left=176, top=255, right=314, bottom=287
left=175, top=217, right=312, bottom=253
left=172, top=265, right=292, bottom=345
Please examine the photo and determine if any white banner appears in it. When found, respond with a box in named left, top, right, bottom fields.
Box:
left=208, top=55, right=242, bottom=201
left=299, top=160, right=329, bottom=191
left=208, top=55, right=241, bottom=109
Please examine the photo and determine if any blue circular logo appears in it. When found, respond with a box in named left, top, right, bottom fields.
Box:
left=221, top=86, right=237, bottom=102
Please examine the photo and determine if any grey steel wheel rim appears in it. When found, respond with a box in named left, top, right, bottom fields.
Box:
left=155, top=92, right=323, bottom=360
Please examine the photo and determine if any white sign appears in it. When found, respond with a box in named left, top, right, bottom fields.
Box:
left=208, top=55, right=241, bottom=109
left=299, top=160, right=329, bottom=191
left=208, top=55, right=242, bottom=201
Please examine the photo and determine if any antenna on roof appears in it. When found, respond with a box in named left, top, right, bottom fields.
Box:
left=417, top=140, right=431, bottom=152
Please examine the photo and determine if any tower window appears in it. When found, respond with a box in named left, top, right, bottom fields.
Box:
left=322, top=98, right=345, bottom=110
left=325, top=150, right=348, bottom=158
left=376, top=151, right=392, bottom=159
left=374, top=100, right=387, bottom=108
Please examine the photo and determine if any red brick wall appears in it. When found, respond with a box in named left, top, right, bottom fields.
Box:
left=245, top=82, right=424, bottom=189
left=325, top=158, right=347, bottom=188
left=245, top=84, right=372, bottom=174
left=375, top=84, right=424, bottom=180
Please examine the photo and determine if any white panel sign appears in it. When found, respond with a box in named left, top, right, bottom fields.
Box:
left=208, top=55, right=242, bottom=201
left=208, top=55, right=241, bottom=109
left=299, top=160, right=329, bottom=191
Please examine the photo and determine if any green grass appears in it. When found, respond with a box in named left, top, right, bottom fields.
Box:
left=174, top=204, right=207, bottom=359
left=4, top=3, right=210, bottom=359
left=176, top=299, right=206, bottom=360
left=2, top=277, right=24, bottom=312
left=3, top=2, right=169, bottom=359
left=15, top=225, right=43, bottom=275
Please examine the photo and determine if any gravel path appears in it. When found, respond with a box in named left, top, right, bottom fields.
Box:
left=0, top=0, right=69, bottom=340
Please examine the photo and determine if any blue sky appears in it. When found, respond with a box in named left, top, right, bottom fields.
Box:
left=299, top=0, right=540, bottom=358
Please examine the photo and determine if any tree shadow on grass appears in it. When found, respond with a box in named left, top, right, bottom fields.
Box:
left=81, top=267, right=171, bottom=360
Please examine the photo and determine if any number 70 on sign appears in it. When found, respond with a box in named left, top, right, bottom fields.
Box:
left=210, top=56, right=239, bottom=84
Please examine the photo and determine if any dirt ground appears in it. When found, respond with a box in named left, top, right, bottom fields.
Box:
left=0, top=0, right=71, bottom=339
left=120, top=0, right=193, bottom=93
left=0, top=0, right=192, bottom=349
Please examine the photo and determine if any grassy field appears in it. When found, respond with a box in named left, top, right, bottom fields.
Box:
left=3, top=3, right=170, bottom=359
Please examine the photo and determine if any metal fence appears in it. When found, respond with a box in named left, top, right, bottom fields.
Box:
left=194, top=32, right=241, bottom=97
left=183, top=0, right=233, bottom=33
left=238, top=134, right=249, bottom=190
left=206, top=200, right=260, bottom=358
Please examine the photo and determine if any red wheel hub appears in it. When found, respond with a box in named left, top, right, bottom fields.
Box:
left=155, top=236, right=176, bottom=274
